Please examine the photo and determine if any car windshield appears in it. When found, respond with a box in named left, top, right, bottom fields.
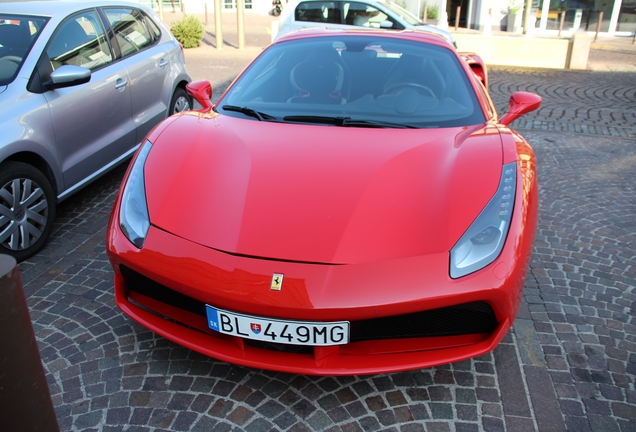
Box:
left=377, top=0, right=422, bottom=26
left=219, top=36, right=484, bottom=128
left=0, top=14, right=49, bottom=86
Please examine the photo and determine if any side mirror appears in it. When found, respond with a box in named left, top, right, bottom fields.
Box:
left=186, top=80, right=213, bottom=110
left=379, top=20, right=394, bottom=28
left=499, top=91, right=541, bottom=126
left=45, top=65, right=91, bottom=90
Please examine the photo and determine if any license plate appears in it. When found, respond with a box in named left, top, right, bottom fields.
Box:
left=206, top=305, right=349, bottom=346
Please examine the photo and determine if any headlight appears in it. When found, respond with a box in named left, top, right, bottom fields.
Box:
left=450, top=162, right=516, bottom=278
left=120, top=141, right=152, bottom=248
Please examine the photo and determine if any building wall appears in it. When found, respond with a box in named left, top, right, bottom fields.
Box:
left=471, top=0, right=628, bottom=34
left=177, top=0, right=631, bottom=33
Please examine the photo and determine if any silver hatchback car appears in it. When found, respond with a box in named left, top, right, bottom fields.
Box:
left=0, top=1, right=192, bottom=261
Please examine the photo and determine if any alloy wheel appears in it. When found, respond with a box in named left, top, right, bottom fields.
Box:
left=0, top=177, right=49, bottom=252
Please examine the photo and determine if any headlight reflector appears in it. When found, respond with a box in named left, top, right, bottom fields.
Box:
left=450, top=162, right=517, bottom=278
left=120, top=141, right=152, bottom=248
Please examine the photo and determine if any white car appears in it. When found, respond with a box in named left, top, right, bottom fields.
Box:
left=275, top=0, right=455, bottom=45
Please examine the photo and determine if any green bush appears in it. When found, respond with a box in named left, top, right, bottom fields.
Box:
left=170, top=15, right=204, bottom=48
left=421, top=3, right=439, bottom=20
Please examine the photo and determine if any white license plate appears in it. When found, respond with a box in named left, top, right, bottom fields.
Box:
left=205, top=305, right=349, bottom=346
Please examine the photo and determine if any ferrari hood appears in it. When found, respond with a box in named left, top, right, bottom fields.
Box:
left=145, top=113, right=504, bottom=264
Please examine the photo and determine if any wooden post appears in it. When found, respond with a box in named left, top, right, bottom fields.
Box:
left=523, top=0, right=532, bottom=34
left=157, top=0, right=164, bottom=21
left=0, top=255, right=59, bottom=432
left=423, top=5, right=428, bottom=22
left=455, top=6, right=460, bottom=30
left=214, top=0, right=223, bottom=49
left=237, top=0, right=245, bottom=50
left=595, top=11, right=603, bottom=41
left=558, top=10, right=565, bottom=37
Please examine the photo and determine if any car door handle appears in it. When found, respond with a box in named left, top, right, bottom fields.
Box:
left=115, top=78, right=128, bottom=91
left=159, top=59, right=168, bottom=69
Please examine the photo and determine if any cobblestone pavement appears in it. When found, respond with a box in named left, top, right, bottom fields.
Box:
left=489, top=67, right=636, bottom=138
left=15, top=14, right=636, bottom=432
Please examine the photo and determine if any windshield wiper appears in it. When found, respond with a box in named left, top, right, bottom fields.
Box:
left=221, top=105, right=278, bottom=121
left=339, top=118, right=418, bottom=129
left=283, top=116, right=417, bottom=129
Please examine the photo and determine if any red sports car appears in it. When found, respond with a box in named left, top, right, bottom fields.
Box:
left=106, top=29, right=541, bottom=375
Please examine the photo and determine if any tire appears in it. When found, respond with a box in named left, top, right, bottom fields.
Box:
left=169, top=87, right=192, bottom=115
left=0, top=161, right=56, bottom=262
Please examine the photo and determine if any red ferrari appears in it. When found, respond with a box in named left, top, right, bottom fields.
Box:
left=106, top=29, right=541, bottom=375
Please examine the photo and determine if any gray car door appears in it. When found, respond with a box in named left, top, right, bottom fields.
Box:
left=44, top=9, right=135, bottom=192
left=103, top=7, right=171, bottom=144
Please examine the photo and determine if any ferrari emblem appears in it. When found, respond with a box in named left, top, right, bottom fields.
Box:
left=271, top=273, right=284, bottom=291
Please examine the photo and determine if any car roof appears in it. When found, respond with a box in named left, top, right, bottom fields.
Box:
left=0, top=1, right=151, bottom=18
left=275, top=27, right=453, bottom=49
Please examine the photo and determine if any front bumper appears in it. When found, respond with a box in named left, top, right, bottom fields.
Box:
left=107, top=213, right=533, bottom=375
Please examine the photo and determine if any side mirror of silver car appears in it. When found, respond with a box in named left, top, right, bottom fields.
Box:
left=45, top=65, right=91, bottom=90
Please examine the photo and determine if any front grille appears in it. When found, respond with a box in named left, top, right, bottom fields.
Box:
left=349, top=302, right=497, bottom=342
left=244, top=340, right=314, bottom=354
left=121, top=266, right=204, bottom=316
left=120, top=266, right=498, bottom=344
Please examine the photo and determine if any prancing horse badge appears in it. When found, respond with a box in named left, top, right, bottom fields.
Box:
left=271, top=273, right=284, bottom=291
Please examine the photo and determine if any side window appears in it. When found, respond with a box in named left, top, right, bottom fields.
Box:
left=343, top=2, right=388, bottom=28
left=103, top=8, right=155, bottom=58
left=47, top=11, right=112, bottom=71
left=143, top=13, right=162, bottom=40
left=0, top=15, right=48, bottom=86
left=295, top=1, right=341, bottom=24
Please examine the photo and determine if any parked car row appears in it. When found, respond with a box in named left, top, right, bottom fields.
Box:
left=0, top=1, right=192, bottom=261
